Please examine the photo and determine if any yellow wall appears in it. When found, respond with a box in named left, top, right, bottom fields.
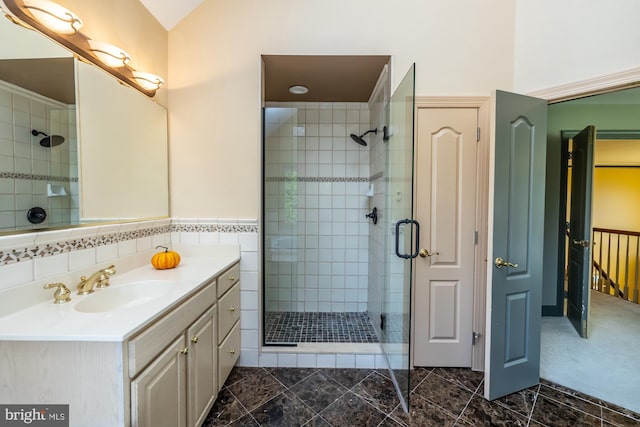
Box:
left=167, top=0, right=517, bottom=219
left=593, top=168, right=640, bottom=231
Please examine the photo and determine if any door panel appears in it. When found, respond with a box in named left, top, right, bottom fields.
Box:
left=429, top=281, right=459, bottom=338
left=567, top=126, right=595, bottom=337
left=485, top=90, right=547, bottom=400
left=414, top=107, right=477, bottom=367
left=382, top=63, right=415, bottom=411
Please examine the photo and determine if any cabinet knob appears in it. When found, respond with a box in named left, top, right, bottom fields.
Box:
left=229, top=349, right=235, bottom=355
left=228, top=276, right=235, bottom=281
left=180, top=347, right=189, bottom=355
left=228, top=306, right=236, bottom=312
left=191, top=336, right=199, bottom=344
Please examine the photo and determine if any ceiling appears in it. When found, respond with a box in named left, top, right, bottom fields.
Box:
left=262, top=55, right=390, bottom=103
left=138, top=0, right=203, bottom=30
left=0, top=58, right=75, bottom=104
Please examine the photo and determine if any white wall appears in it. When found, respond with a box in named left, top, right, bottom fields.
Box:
left=168, top=0, right=516, bottom=219
left=514, top=0, right=640, bottom=94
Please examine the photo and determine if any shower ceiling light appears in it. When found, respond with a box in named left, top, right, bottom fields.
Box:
left=289, top=85, right=309, bottom=95
left=22, top=0, right=82, bottom=35
left=132, top=71, right=164, bottom=91
left=88, top=40, right=131, bottom=68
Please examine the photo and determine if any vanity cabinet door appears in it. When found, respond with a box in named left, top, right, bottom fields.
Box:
left=131, top=335, right=188, bottom=427
left=187, top=306, right=217, bottom=427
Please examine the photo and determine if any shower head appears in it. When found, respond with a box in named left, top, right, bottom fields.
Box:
left=350, top=128, right=377, bottom=147
left=31, top=130, right=65, bottom=147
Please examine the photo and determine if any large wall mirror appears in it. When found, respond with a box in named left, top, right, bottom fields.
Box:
left=0, top=14, right=168, bottom=233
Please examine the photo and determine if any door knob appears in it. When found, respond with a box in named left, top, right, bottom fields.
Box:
left=495, top=257, right=518, bottom=269
left=572, top=239, right=590, bottom=248
left=419, top=248, right=439, bottom=258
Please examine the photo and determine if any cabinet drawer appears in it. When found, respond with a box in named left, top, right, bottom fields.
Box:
left=128, top=281, right=216, bottom=378
left=217, top=283, right=240, bottom=344
left=217, top=263, right=239, bottom=298
left=218, top=321, right=240, bottom=388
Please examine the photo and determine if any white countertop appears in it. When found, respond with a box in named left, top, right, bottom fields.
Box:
left=0, top=255, right=239, bottom=342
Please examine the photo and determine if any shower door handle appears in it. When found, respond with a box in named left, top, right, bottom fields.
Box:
left=395, top=219, right=420, bottom=259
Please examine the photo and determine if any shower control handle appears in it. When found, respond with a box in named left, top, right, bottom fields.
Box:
left=366, top=207, right=378, bottom=225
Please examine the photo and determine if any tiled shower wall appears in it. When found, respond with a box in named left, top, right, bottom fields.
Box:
left=0, top=81, right=79, bottom=231
left=263, top=102, right=372, bottom=313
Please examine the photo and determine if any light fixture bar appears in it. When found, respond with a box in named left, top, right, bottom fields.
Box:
left=0, top=0, right=163, bottom=97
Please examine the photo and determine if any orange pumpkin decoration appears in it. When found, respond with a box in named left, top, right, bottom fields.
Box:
left=151, top=246, right=181, bottom=269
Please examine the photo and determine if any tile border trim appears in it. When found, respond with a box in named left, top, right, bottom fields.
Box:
left=0, top=171, right=79, bottom=183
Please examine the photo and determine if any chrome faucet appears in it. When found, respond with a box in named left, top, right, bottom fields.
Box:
left=77, top=265, right=116, bottom=295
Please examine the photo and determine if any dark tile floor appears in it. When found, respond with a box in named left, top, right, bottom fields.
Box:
left=203, top=367, right=640, bottom=426
left=264, top=312, right=379, bottom=344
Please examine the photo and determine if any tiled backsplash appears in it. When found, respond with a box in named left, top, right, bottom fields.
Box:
left=0, top=217, right=383, bottom=369
left=0, top=218, right=171, bottom=291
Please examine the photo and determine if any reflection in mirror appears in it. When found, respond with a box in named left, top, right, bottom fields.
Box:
left=0, top=15, right=78, bottom=232
left=77, top=61, right=168, bottom=221
left=0, top=12, right=169, bottom=234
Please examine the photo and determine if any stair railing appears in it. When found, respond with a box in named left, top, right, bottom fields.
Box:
left=591, top=227, right=640, bottom=304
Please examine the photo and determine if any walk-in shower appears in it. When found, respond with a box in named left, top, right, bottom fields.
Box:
left=262, top=103, right=379, bottom=344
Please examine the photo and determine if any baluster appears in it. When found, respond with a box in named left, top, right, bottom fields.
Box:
left=624, top=235, right=630, bottom=300
left=598, top=231, right=603, bottom=291
left=615, top=234, right=621, bottom=298
left=633, top=236, right=640, bottom=304
left=605, top=233, right=611, bottom=294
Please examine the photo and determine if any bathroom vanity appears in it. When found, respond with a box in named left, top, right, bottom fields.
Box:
left=0, top=249, right=240, bottom=427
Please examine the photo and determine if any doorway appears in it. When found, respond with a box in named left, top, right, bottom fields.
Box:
left=541, top=85, right=640, bottom=413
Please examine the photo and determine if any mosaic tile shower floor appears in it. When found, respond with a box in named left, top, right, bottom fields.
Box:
left=264, top=312, right=379, bottom=344
left=203, top=367, right=640, bottom=426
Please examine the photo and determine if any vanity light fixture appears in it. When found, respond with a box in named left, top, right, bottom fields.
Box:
left=132, top=71, right=164, bottom=91
left=21, top=0, right=81, bottom=35
left=87, top=40, right=131, bottom=68
left=288, top=85, right=309, bottom=95
left=0, top=0, right=164, bottom=97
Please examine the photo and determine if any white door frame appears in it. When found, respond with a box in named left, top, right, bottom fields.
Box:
left=412, top=97, right=490, bottom=371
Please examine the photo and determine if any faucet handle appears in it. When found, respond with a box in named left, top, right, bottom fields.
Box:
left=95, top=274, right=111, bottom=289
left=96, top=265, right=116, bottom=288
left=43, top=282, right=71, bottom=304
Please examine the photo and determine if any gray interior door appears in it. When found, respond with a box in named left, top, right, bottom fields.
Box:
left=485, top=90, right=547, bottom=400
left=567, top=126, right=595, bottom=338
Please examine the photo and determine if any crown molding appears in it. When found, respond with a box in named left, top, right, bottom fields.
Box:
left=526, top=67, right=640, bottom=103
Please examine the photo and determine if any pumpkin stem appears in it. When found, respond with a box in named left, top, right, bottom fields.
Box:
left=155, top=245, right=169, bottom=252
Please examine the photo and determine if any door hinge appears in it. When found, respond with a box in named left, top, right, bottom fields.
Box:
left=477, top=127, right=480, bottom=142
left=474, top=231, right=478, bottom=245
left=563, top=290, right=568, bottom=298
left=472, top=332, right=481, bottom=345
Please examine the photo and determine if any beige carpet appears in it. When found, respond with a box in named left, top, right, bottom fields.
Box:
left=541, top=290, right=640, bottom=413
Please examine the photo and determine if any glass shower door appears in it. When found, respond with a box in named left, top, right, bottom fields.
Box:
left=263, top=107, right=300, bottom=344
left=382, top=64, right=416, bottom=411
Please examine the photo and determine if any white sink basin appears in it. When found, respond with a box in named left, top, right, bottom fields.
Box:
left=74, top=280, right=176, bottom=313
